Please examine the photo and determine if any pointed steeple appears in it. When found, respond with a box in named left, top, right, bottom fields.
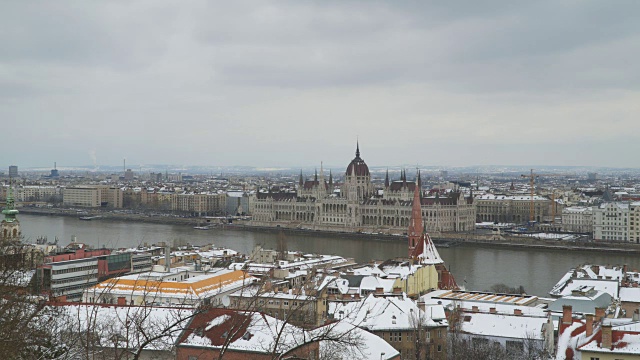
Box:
left=329, top=170, right=333, bottom=188
left=355, top=139, right=360, bottom=158
left=385, top=168, right=390, bottom=188
left=314, top=168, right=318, bottom=183
left=408, top=177, right=423, bottom=257
left=418, top=170, right=422, bottom=189
left=299, top=170, right=303, bottom=186
left=402, top=169, right=407, bottom=187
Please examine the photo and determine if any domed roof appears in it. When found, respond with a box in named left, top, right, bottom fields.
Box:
left=346, top=142, right=370, bottom=177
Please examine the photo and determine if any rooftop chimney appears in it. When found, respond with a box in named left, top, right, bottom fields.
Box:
left=595, top=307, right=605, bottom=321
left=375, top=287, right=384, bottom=295
left=562, top=305, right=573, bottom=325
left=586, top=314, right=594, bottom=337
left=514, top=309, right=523, bottom=316
left=601, top=324, right=612, bottom=349
left=489, top=307, right=497, bottom=314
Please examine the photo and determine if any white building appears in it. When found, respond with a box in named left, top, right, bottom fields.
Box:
left=629, top=202, right=640, bottom=244
left=561, top=206, right=593, bottom=233
left=593, top=202, right=629, bottom=241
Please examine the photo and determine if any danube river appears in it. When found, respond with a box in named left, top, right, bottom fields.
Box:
left=20, top=214, right=640, bottom=297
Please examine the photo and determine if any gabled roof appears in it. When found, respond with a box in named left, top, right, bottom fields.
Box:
left=179, top=308, right=310, bottom=354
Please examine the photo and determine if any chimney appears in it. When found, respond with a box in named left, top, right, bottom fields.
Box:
left=586, top=314, right=594, bottom=337
left=601, top=324, right=612, bottom=349
left=393, top=287, right=402, bottom=295
left=514, top=309, right=523, bottom=316
left=165, top=246, right=171, bottom=272
left=375, top=287, right=384, bottom=295
left=489, top=307, right=497, bottom=314
left=117, top=297, right=126, bottom=306
left=471, top=306, right=479, bottom=313
left=595, top=307, right=605, bottom=321
left=417, top=301, right=426, bottom=311
left=562, top=305, right=573, bottom=325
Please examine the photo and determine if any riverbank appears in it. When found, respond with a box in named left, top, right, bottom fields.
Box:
left=18, top=207, right=640, bottom=255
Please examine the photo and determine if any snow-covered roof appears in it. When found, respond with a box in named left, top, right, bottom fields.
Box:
left=477, top=194, right=548, bottom=201
left=52, top=304, right=193, bottom=352
left=315, top=321, right=399, bottom=360
left=619, top=287, right=640, bottom=303
left=331, top=293, right=447, bottom=331
left=460, top=312, right=548, bottom=340
left=179, top=309, right=309, bottom=355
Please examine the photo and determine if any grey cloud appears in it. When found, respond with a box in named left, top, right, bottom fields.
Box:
left=0, top=1, right=639, bottom=168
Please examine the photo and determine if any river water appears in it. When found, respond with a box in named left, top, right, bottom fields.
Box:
left=19, top=214, right=640, bottom=297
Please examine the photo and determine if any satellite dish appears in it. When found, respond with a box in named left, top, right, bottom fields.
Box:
left=222, top=295, right=230, bottom=307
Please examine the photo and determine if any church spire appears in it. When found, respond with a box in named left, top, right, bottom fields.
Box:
left=385, top=168, right=390, bottom=188
left=408, top=177, right=423, bottom=257
left=329, top=170, right=333, bottom=188
left=355, top=140, right=360, bottom=158
left=299, top=170, right=303, bottom=186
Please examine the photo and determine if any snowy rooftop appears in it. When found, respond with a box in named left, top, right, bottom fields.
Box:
left=460, top=312, right=549, bottom=340
left=52, top=304, right=193, bottom=351
left=331, top=293, right=447, bottom=331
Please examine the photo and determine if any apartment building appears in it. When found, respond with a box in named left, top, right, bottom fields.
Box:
left=63, top=185, right=123, bottom=208
left=629, top=202, right=640, bottom=244
left=63, top=187, right=100, bottom=207
left=475, top=194, right=552, bottom=224
left=593, top=202, right=629, bottom=241
left=561, top=206, right=593, bottom=233
left=16, top=186, right=61, bottom=202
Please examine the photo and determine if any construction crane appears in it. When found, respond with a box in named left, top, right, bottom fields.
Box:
left=520, top=169, right=563, bottom=224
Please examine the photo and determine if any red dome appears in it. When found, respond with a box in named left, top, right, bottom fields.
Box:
left=345, top=143, right=370, bottom=176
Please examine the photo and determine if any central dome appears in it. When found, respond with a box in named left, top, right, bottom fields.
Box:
left=345, top=142, right=370, bottom=176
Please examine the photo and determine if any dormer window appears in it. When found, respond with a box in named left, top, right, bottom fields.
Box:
left=392, top=315, right=397, bottom=324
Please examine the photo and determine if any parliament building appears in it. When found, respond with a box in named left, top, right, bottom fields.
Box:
left=250, top=144, right=475, bottom=234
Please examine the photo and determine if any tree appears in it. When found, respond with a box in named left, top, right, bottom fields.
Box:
left=489, top=283, right=526, bottom=295
left=0, top=237, right=67, bottom=359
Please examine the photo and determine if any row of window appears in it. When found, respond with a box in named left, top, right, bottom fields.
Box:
left=52, top=265, right=98, bottom=275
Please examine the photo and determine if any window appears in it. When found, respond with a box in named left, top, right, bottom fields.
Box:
left=437, top=345, right=442, bottom=352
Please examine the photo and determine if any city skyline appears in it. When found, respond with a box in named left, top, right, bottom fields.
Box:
left=2, top=1, right=639, bottom=168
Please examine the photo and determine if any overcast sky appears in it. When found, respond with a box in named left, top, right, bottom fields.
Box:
left=2, top=1, right=639, bottom=169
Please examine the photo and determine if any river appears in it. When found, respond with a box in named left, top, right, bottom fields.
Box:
left=19, top=214, right=640, bottom=297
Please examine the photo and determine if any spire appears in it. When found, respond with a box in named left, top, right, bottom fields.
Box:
left=418, top=170, right=422, bottom=189
left=409, top=178, right=423, bottom=236
left=329, top=170, right=333, bottom=188
left=314, top=168, right=318, bottom=183
left=355, top=140, right=360, bottom=158
left=385, top=168, right=390, bottom=188
left=402, top=169, right=407, bottom=187
left=299, top=170, right=303, bottom=186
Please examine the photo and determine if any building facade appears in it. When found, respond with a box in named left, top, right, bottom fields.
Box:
left=561, top=206, right=593, bottom=233
left=250, top=144, right=475, bottom=234
left=63, top=185, right=123, bottom=208
left=475, top=194, right=553, bottom=224
left=593, top=202, right=629, bottom=241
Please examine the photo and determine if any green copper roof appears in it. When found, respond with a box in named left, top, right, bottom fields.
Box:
left=2, top=185, right=19, bottom=222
